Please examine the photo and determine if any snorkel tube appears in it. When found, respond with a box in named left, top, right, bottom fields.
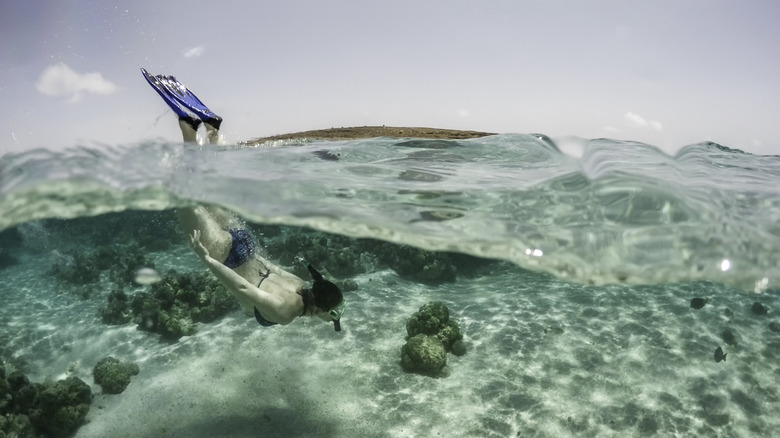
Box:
left=330, top=300, right=346, bottom=332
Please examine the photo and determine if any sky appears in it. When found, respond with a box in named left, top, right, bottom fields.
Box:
left=1, top=0, right=779, bottom=156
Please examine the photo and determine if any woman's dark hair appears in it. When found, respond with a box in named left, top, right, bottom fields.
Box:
left=307, top=265, right=343, bottom=310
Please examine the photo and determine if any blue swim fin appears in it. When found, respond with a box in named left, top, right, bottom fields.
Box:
left=141, top=68, right=201, bottom=132
left=156, top=74, right=223, bottom=130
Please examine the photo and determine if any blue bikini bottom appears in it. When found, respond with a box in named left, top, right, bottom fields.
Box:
left=254, top=307, right=278, bottom=327
left=223, top=229, right=256, bottom=269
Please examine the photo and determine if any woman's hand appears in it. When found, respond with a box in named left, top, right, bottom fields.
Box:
left=190, top=229, right=210, bottom=261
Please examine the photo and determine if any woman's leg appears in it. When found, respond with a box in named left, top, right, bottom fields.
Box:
left=176, top=112, right=240, bottom=265
left=171, top=78, right=231, bottom=261
left=179, top=118, right=200, bottom=143
left=178, top=206, right=232, bottom=264
left=205, top=123, right=220, bottom=145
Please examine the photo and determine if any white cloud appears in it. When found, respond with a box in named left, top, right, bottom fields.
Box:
left=624, top=112, right=663, bottom=131
left=457, top=108, right=471, bottom=117
left=36, top=63, right=118, bottom=102
left=603, top=126, right=620, bottom=133
left=183, top=46, right=205, bottom=58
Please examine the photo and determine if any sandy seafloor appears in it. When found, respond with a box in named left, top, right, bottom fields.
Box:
left=1, top=225, right=779, bottom=438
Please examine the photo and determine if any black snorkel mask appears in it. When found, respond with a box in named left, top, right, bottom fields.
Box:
left=307, top=264, right=345, bottom=332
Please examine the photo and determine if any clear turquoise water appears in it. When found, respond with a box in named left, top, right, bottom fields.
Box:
left=1, top=135, right=779, bottom=437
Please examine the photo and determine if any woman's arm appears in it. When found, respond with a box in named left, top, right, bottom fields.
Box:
left=190, top=230, right=284, bottom=317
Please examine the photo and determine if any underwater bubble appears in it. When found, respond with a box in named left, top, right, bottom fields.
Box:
left=134, top=267, right=162, bottom=285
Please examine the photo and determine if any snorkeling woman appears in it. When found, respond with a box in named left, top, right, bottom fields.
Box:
left=141, top=68, right=345, bottom=331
